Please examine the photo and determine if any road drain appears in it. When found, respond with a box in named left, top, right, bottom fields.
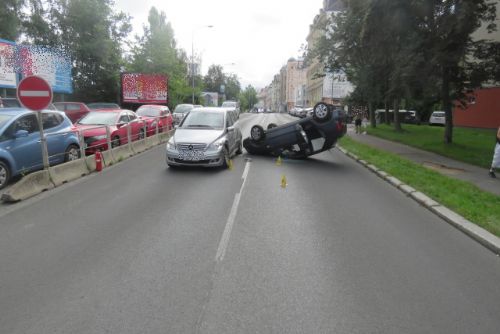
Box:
left=422, top=161, right=465, bottom=174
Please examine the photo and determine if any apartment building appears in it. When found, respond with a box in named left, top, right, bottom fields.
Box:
left=285, top=58, right=306, bottom=111
left=453, top=0, right=500, bottom=129
left=305, top=0, right=345, bottom=107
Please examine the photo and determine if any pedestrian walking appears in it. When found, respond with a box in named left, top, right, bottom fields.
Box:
left=355, top=115, right=362, bottom=134
left=489, top=126, right=500, bottom=178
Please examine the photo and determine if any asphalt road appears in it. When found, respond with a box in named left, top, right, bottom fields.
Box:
left=1, top=113, right=499, bottom=334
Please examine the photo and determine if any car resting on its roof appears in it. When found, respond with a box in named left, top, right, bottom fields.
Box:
left=243, top=102, right=347, bottom=159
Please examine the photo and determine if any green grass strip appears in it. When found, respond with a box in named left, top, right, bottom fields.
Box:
left=339, top=136, right=500, bottom=237
left=366, top=124, right=496, bottom=168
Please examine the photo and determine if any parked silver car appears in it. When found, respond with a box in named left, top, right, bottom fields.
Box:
left=166, top=107, right=243, bottom=168
left=172, top=104, right=195, bottom=124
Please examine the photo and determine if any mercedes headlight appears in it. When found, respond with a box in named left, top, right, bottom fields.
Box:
left=208, top=139, right=225, bottom=151
left=166, top=140, right=176, bottom=150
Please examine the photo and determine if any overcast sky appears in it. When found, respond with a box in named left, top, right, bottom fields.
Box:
left=114, top=0, right=323, bottom=90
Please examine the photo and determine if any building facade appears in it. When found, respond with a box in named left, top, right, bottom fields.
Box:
left=453, top=1, right=500, bottom=129
left=285, top=58, right=307, bottom=111
left=305, top=0, right=346, bottom=107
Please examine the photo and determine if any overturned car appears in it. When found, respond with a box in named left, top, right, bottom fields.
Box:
left=243, top=102, right=347, bottom=159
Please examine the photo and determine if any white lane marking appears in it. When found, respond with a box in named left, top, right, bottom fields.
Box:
left=215, top=161, right=251, bottom=262
left=19, top=90, right=50, bottom=97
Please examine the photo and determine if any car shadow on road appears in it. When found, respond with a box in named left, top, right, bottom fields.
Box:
left=164, top=166, right=226, bottom=175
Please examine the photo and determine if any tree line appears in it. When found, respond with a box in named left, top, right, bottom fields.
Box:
left=310, top=0, right=499, bottom=143
left=0, top=0, right=258, bottom=110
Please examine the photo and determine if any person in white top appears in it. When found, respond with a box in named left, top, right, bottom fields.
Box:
left=489, top=126, right=500, bottom=178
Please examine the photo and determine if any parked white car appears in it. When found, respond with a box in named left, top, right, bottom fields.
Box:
left=429, top=111, right=445, bottom=126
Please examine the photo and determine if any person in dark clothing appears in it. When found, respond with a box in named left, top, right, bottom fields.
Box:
left=354, top=115, right=362, bottom=134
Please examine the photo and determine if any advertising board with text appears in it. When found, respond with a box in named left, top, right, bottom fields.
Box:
left=17, top=45, right=73, bottom=94
left=0, top=39, right=17, bottom=89
left=121, top=73, right=168, bottom=104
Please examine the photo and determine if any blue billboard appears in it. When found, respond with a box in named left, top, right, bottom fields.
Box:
left=18, top=45, right=73, bottom=94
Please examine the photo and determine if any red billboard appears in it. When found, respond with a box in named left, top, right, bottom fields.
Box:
left=121, top=73, right=168, bottom=104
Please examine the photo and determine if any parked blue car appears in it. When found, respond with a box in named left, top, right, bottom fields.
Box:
left=0, top=108, right=81, bottom=189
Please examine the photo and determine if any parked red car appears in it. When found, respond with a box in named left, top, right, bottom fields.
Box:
left=136, top=105, right=173, bottom=136
left=75, top=109, right=145, bottom=155
left=53, top=102, right=91, bottom=123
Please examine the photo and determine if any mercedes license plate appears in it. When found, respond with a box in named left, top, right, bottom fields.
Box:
left=179, top=149, right=204, bottom=161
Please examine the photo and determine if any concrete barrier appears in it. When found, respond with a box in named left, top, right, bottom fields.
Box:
left=110, top=145, right=133, bottom=163
left=158, top=130, right=171, bottom=143
left=85, top=154, right=96, bottom=172
left=131, top=139, right=148, bottom=154
left=1, top=170, right=55, bottom=202
left=145, top=135, right=159, bottom=149
left=49, top=159, right=90, bottom=186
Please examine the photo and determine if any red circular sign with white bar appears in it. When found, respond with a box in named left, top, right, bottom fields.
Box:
left=17, top=75, right=53, bottom=111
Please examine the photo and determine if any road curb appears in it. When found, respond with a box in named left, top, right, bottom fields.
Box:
left=338, top=145, right=500, bottom=255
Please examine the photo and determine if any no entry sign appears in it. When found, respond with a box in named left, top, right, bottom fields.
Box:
left=17, top=76, right=53, bottom=111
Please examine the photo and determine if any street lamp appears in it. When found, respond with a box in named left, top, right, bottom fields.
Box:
left=192, top=25, right=214, bottom=104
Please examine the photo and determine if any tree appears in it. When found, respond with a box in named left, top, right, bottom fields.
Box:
left=203, top=65, right=225, bottom=93
left=314, top=0, right=498, bottom=143
left=0, top=0, right=24, bottom=41
left=22, top=0, right=58, bottom=46
left=412, top=0, right=498, bottom=143
left=239, top=85, right=257, bottom=111
left=224, top=73, right=241, bottom=101
left=28, top=0, right=131, bottom=102
left=127, top=7, right=189, bottom=107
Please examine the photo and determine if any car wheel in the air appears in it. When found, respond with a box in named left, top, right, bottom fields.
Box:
left=64, top=144, right=81, bottom=162
left=0, top=160, right=11, bottom=190
left=250, top=125, right=265, bottom=142
left=313, top=102, right=331, bottom=122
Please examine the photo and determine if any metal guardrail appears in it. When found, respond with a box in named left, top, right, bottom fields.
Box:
left=8, top=116, right=173, bottom=182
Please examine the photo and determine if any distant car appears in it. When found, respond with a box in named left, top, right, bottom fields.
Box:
left=243, top=102, right=347, bottom=159
left=0, top=108, right=80, bottom=189
left=0, top=97, right=21, bottom=108
left=53, top=102, right=92, bottom=123
left=429, top=111, right=445, bottom=126
left=403, top=110, right=417, bottom=124
left=166, top=107, right=243, bottom=168
left=296, top=108, right=307, bottom=118
left=305, top=107, right=314, bottom=117
left=75, top=109, right=144, bottom=154
left=172, top=104, right=195, bottom=124
left=221, top=100, right=240, bottom=115
left=87, top=102, right=120, bottom=110
left=136, top=104, right=173, bottom=136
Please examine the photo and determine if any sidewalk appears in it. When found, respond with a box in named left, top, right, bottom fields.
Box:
left=347, top=126, right=500, bottom=197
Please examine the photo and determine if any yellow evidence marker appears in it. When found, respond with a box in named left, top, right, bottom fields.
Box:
left=228, top=159, right=234, bottom=170
left=281, top=174, right=287, bottom=188
left=276, top=156, right=282, bottom=166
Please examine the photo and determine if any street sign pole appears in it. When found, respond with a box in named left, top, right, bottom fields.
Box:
left=16, top=76, right=53, bottom=170
left=36, top=111, right=50, bottom=169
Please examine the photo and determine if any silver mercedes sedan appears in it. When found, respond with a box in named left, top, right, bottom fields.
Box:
left=166, top=107, right=243, bottom=168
